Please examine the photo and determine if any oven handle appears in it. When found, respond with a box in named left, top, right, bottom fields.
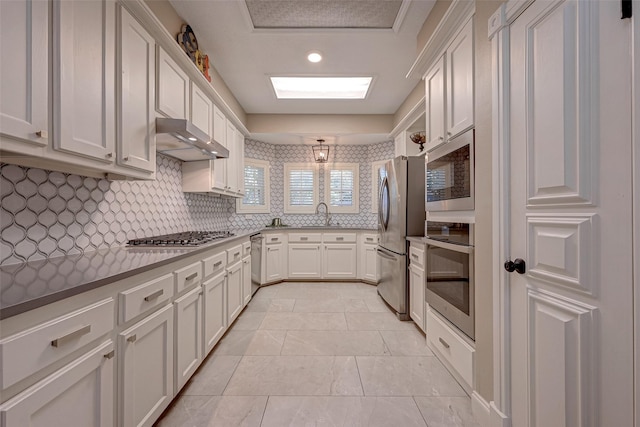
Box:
left=425, top=238, right=474, bottom=255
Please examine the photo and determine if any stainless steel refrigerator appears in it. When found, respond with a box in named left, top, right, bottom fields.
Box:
left=376, top=156, right=425, bottom=320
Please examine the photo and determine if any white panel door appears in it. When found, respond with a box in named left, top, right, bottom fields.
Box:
left=508, top=1, right=632, bottom=425
left=242, top=256, right=252, bottom=305
left=174, top=287, right=203, bottom=393
left=227, top=261, right=243, bottom=324
left=264, top=243, right=284, bottom=283
left=203, top=272, right=227, bottom=355
left=362, top=244, right=378, bottom=282
left=54, top=0, right=115, bottom=161
left=237, top=131, right=246, bottom=196
left=119, top=304, right=174, bottom=427
left=212, top=104, right=227, bottom=146
left=322, top=244, right=357, bottom=279
left=424, top=56, right=446, bottom=152
left=0, top=0, right=48, bottom=146
left=288, top=244, right=322, bottom=279
left=0, top=341, right=114, bottom=427
left=190, top=83, right=213, bottom=137
left=446, top=18, right=474, bottom=139
left=117, top=5, right=155, bottom=173
left=226, top=120, right=238, bottom=193
left=157, top=47, right=188, bottom=119
left=409, top=265, right=425, bottom=332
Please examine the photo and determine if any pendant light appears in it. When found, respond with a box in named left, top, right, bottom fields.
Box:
left=312, top=139, right=330, bottom=163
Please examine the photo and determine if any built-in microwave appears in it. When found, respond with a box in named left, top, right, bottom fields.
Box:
left=426, top=130, right=474, bottom=212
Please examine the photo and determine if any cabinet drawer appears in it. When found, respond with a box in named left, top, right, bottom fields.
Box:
left=289, top=232, right=321, bottom=243
left=174, top=262, right=202, bottom=294
left=118, top=274, right=174, bottom=324
left=227, top=244, right=243, bottom=265
left=0, top=298, right=114, bottom=390
left=362, top=233, right=378, bottom=245
left=409, top=244, right=425, bottom=269
left=265, top=234, right=284, bottom=245
left=202, top=251, right=226, bottom=279
left=242, top=241, right=251, bottom=257
left=426, top=309, right=474, bottom=389
left=323, top=233, right=356, bottom=243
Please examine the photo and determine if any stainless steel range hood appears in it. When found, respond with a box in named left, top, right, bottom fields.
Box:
left=156, top=118, right=229, bottom=161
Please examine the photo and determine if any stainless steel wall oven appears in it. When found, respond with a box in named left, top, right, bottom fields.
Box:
left=425, top=221, right=474, bottom=340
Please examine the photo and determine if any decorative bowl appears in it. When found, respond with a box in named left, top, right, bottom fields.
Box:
left=410, top=131, right=426, bottom=151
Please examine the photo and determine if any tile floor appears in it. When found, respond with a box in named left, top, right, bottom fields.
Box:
left=155, top=282, right=480, bottom=427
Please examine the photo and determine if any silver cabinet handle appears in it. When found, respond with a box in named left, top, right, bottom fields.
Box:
left=244, top=259, right=249, bottom=264
left=447, top=131, right=452, bottom=136
left=271, top=238, right=278, bottom=241
left=438, top=337, right=450, bottom=349
left=301, top=237, right=308, bottom=241
left=104, top=350, right=115, bottom=359
left=366, top=237, right=374, bottom=242
left=144, top=289, right=164, bottom=302
left=438, top=136, right=444, bottom=141
left=411, top=254, right=419, bottom=260
left=336, top=237, right=344, bottom=241
left=214, top=261, right=223, bottom=267
left=36, top=130, right=48, bottom=138
left=234, top=251, right=240, bottom=257
left=123, top=156, right=129, bottom=161
left=186, top=272, right=198, bottom=281
left=105, top=152, right=114, bottom=158
left=51, top=325, right=91, bottom=347
left=127, top=335, right=137, bottom=343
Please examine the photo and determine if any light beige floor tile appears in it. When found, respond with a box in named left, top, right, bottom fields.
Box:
left=275, top=286, right=340, bottom=300
left=336, top=283, right=379, bottom=299
left=364, top=295, right=393, bottom=313
left=229, top=311, right=266, bottom=330
left=260, top=396, right=427, bottom=427
left=156, top=395, right=267, bottom=427
left=213, top=330, right=286, bottom=356
left=356, top=356, right=467, bottom=397
left=293, top=298, right=369, bottom=312
left=244, top=298, right=295, bottom=312
left=224, top=356, right=363, bottom=396
left=346, top=311, right=417, bottom=331
left=252, top=285, right=280, bottom=299
left=413, top=396, right=481, bottom=427
left=260, top=312, right=347, bottom=330
left=181, top=355, right=242, bottom=396
left=379, top=330, right=433, bottom=356
left=281, top=330, right=390, bottom=356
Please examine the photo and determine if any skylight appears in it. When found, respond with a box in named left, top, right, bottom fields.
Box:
left=270, top=77, right=372, bottom=99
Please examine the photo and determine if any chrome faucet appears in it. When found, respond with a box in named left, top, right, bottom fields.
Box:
left=315, top=202, right=331, bottom=226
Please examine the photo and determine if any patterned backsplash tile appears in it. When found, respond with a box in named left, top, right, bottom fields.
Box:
left=1, top=139, right=394, bottom=266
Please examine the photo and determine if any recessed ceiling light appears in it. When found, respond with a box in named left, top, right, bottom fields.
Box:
left=270, top=77, right=372, bottom=99
left=188, top=137, right=197, bottom=141
left=307, top=51, right=322, bottom=63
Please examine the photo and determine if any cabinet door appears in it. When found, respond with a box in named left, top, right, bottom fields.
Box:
left=227, top=262, right=243, bottom=324
left=212, top=104, right=226, bottom=146
left=0, top=341, right=114, bottom=427
left=157, top=47, right=188, bottom=119
left=424, top=55, right=446, bottom=152
left=225, top=120, right=238, bottom=193
left=409, top=265, right=425, bottom=333
left=117, top=5, right=155, bottom=173
left=242, top=256, right=252, bottom=305
left=174, top=287, right=203, bottom=393
left=237, top=132, right=245, bottom=196
left=53, top=0, right=116, bottom=161
left=0, top=0, right=48, bottom=147
left=265, top=243, right=284, bottom=283
left=446, top=19, right=474, bottom=139
left=119, top=304, right=173, bottom=427
left=288, top=244, right=322, bottom=279
left=394, top=133, right=406, bottom=157
left=190, top=83, right=213, bottom=137
left=203, top=272, right=227, bottom=355
left=363, top=244, right=378, bottom=283
left=322, top=244, right=357, bottom=279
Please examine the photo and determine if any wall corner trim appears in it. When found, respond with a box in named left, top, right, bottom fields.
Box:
left=472, top=392, right=511, bottom=427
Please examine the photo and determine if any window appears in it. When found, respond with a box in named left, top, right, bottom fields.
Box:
left=371, top=160, right=388, bottom=213
left=236, top=158, right=270, bottom=213
left=284, top=163, right=318, bottom=213
left=324, top=163, right=359, bottom=213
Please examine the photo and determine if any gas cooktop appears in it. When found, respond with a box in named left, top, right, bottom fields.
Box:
left=127, top=231, right=234, bottom=247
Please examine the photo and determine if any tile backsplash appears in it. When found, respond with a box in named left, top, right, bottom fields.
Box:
left=1, top=139, right=394, bottom=266
left=1, top=155, right=232, bottom=265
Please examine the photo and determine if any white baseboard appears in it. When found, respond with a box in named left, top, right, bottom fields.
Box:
left=471, top=392, right=511, bottom=427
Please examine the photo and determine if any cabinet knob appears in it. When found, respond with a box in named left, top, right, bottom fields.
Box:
left=103, top=350, right=115, bottom=359
left=438, top=136, right=444, bottom=141
left=36, top=130, right=48, bottom=138
left=123, top=156, right=129, bottom=161
left=447, top=131, right=452, bottom=136
left=127, top=334, right=137, bottom=343
left=106, top=152, right=114, bottom=158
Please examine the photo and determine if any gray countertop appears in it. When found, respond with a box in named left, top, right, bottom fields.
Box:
left=0, top=229, right=262, bottom=319
left=406, top=236, right=429, bottom=244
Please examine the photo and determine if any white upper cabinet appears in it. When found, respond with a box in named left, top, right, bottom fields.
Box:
left=237, top=131, right=245, bottom=196
left=446, top=19, right=474, bottom=139
left=0, top=0, right=49, bottom=147
left=190, top=83, right=213, bottom=138
left=212, top=104, right=227, bottom=147
left=53, top=0, right=116, bottom=162
left=117, top=5, right=155, bottom=174
left=157, top=47, right=188, bottom=119
left=225, top=120, right=238, bottom=194
left=424, top=18, right=474, bottom=152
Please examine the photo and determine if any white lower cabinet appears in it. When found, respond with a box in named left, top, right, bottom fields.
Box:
left=202, top=272, right=226, bottom=355
left=0, top=340, right=114, bottom=427
left=174, top=287, right=203, bottom=393
left=264, top=242, right=285, bottom=283
left=322, top=244, right=357, bottom=279
left=409, top=264, right=425, bottom=333
left=242, top=256, right=252, bottom=305
left=359, top=233, right=379, bottom=283
left=119, top=304, right=174, bottom=427
left=226, top=261, right=243, bottom=324
left=288, top=244, right=322, bottom=279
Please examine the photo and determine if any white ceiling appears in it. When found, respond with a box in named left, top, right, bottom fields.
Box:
left=169, top=0, right=435, bottom=144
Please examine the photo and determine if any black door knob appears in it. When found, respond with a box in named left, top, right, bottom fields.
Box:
left=504, top=258, right=526, bottom=274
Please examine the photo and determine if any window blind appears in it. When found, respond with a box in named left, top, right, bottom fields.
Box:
left=288, top=169, right=315, bottom=206
left=242, top=164, right=265, bottom=206
left=329, top=169, right=355, bottom=207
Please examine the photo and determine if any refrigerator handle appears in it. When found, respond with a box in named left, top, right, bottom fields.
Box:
left=375, top=247, right=397, bottom=261
left=379, top=176, right=389, bottom=232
